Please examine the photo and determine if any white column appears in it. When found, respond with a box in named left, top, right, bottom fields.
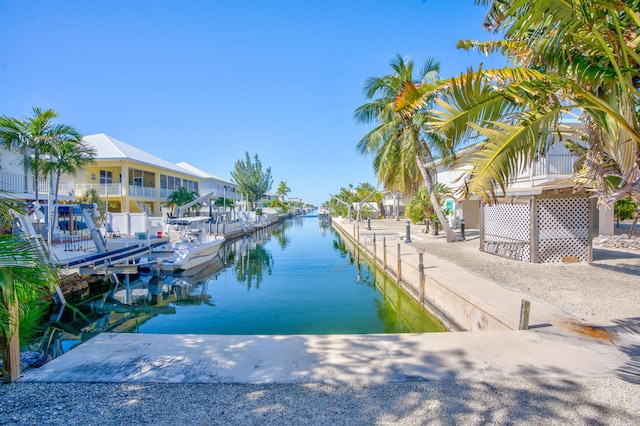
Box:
left=598, top=203, right=615, bottom=236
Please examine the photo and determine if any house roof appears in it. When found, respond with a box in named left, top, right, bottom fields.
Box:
left=175, top=162, right=234, bottom=186
left=82, top=133, right=198, bottom=177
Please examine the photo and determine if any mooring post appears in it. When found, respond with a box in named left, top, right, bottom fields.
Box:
left=373, top=233, right=377, bottom=261
left=367, top=217, right=371, bottom=231
left=425, top=219, right=429, bottom=234
left=383, top=237, right=387, bottom=270
left=519, top=299, right=531, bottom=330
left=434, top=218, right=439, bottom=236
left=405, top=220, right=411, bottom=243
left=418, top=249, right=425, bottom=303
left=460, top=219, right=466, bottom=240
left=397, top=243, right=402, bottom=283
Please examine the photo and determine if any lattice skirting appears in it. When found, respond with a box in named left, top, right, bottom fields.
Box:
left=481, top=196, right=590, bottom=263
left=537, top=197, right=589, bottom=263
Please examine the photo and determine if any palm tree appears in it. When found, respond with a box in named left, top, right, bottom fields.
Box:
left=354, top=55, right=458, bottom=242
left=42, top=138, right=95, bottom=206
left=398, top=1, right=639, bottom=205
left=0, top=195, right=57, bottom=383
left=0, top=107, right=83, bottom=209
left=167, top=187, right=200, bottom=216
left=406, top=183, right=453, bottom=231
left=276, top=181, right=291, bottom=201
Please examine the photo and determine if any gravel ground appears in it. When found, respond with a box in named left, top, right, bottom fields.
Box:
left=1, top=220, right=639, bottom=425
left=1, top=379, right=639, bottom=425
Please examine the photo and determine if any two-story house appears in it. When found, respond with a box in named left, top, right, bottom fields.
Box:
left=68, top=134, right=203, bottom=216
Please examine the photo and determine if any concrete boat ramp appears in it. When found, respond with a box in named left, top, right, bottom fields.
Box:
left=20, top=329, right=634, bottom=384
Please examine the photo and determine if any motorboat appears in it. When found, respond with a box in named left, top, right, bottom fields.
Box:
left=160, top=216, right=225, bottom=274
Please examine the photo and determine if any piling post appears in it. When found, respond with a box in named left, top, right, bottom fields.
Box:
left=397, top=243, right=402, bottom=283
left=383, top=237, right=387, bottom=270
left=373, top=233, right=377, bottom=262
left=418, top=249, right=425, bottom=304
left=519, top=300, right=531, bottom=330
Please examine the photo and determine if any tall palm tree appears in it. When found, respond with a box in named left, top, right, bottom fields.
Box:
left=0, top=107, right=83, bottom=208
left=42, top=138, right=95, bottom=205
left=398, top=0, right=640, bottom=205
left=354, top=55, right=458, bottom=242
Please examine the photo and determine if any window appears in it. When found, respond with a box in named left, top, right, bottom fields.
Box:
left=100, top=170, right=113, bottom=184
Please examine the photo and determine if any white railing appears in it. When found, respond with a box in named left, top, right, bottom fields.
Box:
left=0, top=172, right=27, bottom=192
left=129, top=185, right=156, bottom=198
left=515, top=153, right=577, bottom=182
left=74, top=183, right=123, bottom=197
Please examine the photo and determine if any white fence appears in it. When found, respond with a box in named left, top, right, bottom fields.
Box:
left=106, top=212, right=165, bottom=236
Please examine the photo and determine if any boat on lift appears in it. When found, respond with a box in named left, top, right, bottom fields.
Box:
left=160, top=191, right=225, bottom=274
left=161, top=216, right=225, bottom=274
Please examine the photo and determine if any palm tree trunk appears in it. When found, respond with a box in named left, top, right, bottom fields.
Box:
left=415, top=154, right=458, bottom=242
left=1, top=299, right=20, bottom=383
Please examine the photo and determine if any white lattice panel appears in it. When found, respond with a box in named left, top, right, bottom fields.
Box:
left=536, top=197, right=589, bottom=263
left=482, top=202, right=531, bottom=261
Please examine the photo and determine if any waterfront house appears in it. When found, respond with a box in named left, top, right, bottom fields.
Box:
left=66, top=133, right=202, bottom=216
left=437, top=122, right=608, bottom=263
left=176, top=162, right=239, bottom=220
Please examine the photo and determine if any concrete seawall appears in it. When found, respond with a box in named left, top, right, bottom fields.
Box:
left=331, top=217, right=574, bottom=332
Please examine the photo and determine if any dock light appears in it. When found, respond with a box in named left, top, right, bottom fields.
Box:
left=404, top=220, right=411, bottom=243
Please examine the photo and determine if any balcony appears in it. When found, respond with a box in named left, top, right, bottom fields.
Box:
left=74, top=183, right=123, bottom=198
left=0, top=172, right=28, bottom=192
left=128, top=185, right=156, bottom=198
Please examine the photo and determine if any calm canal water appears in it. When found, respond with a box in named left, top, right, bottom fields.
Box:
left=128, top=214, right=445, bottom=335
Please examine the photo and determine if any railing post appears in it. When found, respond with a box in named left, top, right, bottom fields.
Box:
left=519, top=300, right=531, bottom=330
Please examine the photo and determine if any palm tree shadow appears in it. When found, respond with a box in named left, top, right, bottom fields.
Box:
left=601, top=317, right=640, bottom=384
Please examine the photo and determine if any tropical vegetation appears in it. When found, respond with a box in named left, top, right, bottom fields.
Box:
left=0, top=194, right=57, bottom=383
left=354, top=55, right=458, bottom=242
left=406, top=183, right=453, bottom=231
left=166, top=186, right=201, bottom=216
left=326, top=182, right=383, bottom=219
left=396, top=0, right=639, bottom=210
left=0, top=107, right=86, bottom=209
left=231, top=152, right=273, bottom=211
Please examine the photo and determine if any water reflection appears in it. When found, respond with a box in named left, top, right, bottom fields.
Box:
left=37, top=216, right=446, bottom=359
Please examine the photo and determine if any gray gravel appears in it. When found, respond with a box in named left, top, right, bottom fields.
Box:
left=1, top=379, right=639, bottom=425
left=1, top=221, right=639, bottom=425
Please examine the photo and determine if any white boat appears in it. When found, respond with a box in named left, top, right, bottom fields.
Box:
left=160, top=216, right=225, bottom=274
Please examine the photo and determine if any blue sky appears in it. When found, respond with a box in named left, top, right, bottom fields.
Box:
left=0, top=1, right=506, bottom=206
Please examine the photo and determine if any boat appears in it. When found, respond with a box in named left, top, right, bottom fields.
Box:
left=160, top=216, right=225, bottom=274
